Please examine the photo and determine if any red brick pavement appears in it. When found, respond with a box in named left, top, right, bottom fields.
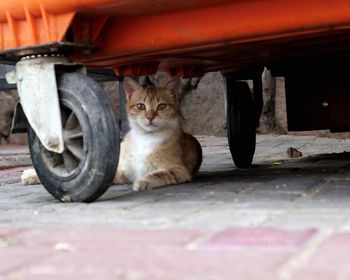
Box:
left=3, top=227, right=346, bottom=280
left=293, top=233, right=350, bottom=280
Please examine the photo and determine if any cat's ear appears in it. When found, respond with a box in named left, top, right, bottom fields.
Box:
left=124, top=77, right=142, bottom=100
left=164, top=76, right=182, bottom=101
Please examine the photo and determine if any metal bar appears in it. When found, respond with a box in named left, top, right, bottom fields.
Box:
left=118, top=78, right=129, bottom=139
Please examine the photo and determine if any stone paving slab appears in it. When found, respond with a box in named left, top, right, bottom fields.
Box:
left=0, top=145, right=31, bottom=170
left=1, top=134, right=350, bottom=279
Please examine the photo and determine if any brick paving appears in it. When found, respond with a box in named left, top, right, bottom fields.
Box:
left=1, top=135, right=350, bottom=279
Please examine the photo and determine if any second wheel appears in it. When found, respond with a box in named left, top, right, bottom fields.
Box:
left=226, top=78, right=256, bottom=168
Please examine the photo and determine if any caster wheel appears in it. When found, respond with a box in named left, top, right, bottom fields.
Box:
left=226, top=79, right=256, bottom=168
left=28, top=73, right=119, bottom=202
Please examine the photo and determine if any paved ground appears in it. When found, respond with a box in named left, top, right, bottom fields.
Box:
left=1, top=134, right=350, bottom=279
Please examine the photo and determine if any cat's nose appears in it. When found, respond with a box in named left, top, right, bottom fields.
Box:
left=146, top=113, right=155, bottom=120
left=146, top=111, right=156, bottom=123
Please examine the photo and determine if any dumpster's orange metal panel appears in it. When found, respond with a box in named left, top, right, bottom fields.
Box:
left=1, top=0, right=350, bottom=76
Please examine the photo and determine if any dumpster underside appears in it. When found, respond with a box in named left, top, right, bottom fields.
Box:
left=0, top=0, right=350, bottom=77
left=80, top=29, right=350, bottom=77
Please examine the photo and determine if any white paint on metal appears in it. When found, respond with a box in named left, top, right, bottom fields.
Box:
left=7, top=57, right=85, bottom=153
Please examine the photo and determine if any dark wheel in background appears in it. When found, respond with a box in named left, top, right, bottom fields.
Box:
left=226, top=79, right=256, bottom=168
left=28, top=73, right=119, bottom=202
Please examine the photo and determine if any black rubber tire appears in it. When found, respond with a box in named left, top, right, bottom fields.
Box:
left=28, top=73, right=119, bottom=202
left=226, top=80, right=256, bottom=168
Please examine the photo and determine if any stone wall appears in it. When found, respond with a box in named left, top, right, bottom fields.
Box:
left=0, top=90, right=27, bottom=144
left=0, top=73, right=227, bottom=145
left=100, top=72, right=227, bottom=137
left=0, top=90, right=17, bottom=139
left=2, top=71, right=350, bottom=145
left=0, top=64, right=27, bottom=145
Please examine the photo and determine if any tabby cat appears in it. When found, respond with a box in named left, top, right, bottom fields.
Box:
left=22, top=76, right=202, bottom=192
left=113, top=76, right=202, bottom=191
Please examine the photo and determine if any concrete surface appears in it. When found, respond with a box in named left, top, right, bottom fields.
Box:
left=1, top=134, right=350, bottom=279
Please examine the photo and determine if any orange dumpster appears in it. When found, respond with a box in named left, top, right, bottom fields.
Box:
left=1, top=0, right=350, bottom=76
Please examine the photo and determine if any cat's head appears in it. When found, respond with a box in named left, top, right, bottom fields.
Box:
left=124, top=76, right=182, bottom=133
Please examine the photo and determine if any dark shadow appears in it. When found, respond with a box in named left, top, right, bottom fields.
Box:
left=97, top=151, right=350, bottom=203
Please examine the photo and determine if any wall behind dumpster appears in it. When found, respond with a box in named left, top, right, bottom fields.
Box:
left=2, top=71, right=350, bottom=145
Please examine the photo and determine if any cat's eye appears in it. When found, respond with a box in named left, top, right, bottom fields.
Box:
left=157, top=103, right=167, bottom=111
left=136, top=103, right=146, bottom=110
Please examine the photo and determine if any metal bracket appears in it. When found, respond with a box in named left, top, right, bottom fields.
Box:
left=11, top=102, right=28, bottom=134
left=6, top=56, right=86, bottom=153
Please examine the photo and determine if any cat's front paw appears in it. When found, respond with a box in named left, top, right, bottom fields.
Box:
left=21, top=168, right=40, bottom=185
left=133, top=180, right=153, bottom=192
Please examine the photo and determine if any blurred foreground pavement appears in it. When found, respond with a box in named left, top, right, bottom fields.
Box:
left=1, top=134, right=350, bottom=280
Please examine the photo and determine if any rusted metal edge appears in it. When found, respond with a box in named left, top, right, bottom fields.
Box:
left=0, top=42, right=93, bottom=60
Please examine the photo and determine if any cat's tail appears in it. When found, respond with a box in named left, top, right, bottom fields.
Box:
left=21, top=168, right=40, bottom=185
